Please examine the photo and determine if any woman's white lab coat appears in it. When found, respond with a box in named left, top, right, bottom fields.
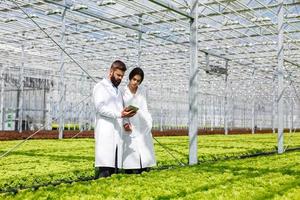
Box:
left=93, top=78, right=124, bottom=168
left=121, top=86, right=156, bottom=169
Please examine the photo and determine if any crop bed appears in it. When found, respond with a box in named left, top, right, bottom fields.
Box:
left=0, top=133, right=300, bottom=199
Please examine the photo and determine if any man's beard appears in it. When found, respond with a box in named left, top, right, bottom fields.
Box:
left=111, top=75, right=121, bottom=87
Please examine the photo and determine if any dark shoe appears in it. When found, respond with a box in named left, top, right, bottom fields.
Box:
left=94, top=167, right=100, bottom=179
left=125, top=169, right=142, bottom=174
left=124, top=169, right=134, bottom=174
left=95, top=167, right=115, bottom=179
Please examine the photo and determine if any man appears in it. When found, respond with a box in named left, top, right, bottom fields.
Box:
left=93, top=60, right=136, bottom=178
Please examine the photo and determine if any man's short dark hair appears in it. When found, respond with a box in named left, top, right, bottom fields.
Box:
left=111, top=60, right=127, bottom=71
left=129, top=67, right=144, bottom=84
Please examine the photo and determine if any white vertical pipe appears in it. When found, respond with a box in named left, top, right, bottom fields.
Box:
left=211, top=95, right=215, bottom=130
left=290, top=97, right=293, bottom=133
left=188, top=0, right=198, bottom=165
left=277, top=0, right=284, bottom=154
left=45, top=80, right=52, bottom=130
left=219, top=97, right=222, bottom=128
left=0, top=64, right=6, bottom=130
left=18, top=43, right=25, bottom=133
left=58, top=8, right=66, bottom=139
left=251, top=68, right=255, bottom=134
left=224, top=60, right=228, bottom=135
left=160, top=73, right=163, bottom=132
left=243, top=100, right=246, bottom=128
left=138, top=15, right=142, bottom=68
left=272, top=75, right=276, bottom=134
left=232, top=98, right=235, bottom=129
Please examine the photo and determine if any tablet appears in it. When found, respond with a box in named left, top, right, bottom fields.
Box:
left=127, top=105, right=139, bottom=112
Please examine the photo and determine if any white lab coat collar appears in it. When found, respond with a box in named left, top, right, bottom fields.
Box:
left=103, top=78, right=119, bottom=96
left=125, top=85, right=143, bottom=97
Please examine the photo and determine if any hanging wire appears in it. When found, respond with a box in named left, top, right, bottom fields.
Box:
left=152, top=136, right=186, bottom=166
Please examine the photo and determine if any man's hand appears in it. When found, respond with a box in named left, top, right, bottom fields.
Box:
left=121, top=108, right=136, bottom=118
left=123, top=123, right=132, bottom=132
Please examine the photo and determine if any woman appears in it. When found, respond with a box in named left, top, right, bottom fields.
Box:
left=121, top=67, right=156, bottom=174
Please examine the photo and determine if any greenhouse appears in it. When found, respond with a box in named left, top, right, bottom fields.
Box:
left=0, top=0, right=300, bottom=199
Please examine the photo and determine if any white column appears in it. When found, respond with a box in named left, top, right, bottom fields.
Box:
left=211, top=95, right=215, bottom=130
left=45, top=80, right=52, bottom=130
left=251, top=68, right=256, bottom=134
left=219, top=97, right=222, bottom=128
left=203, top=98, right=207, bottom=128
left=224, top=60, right=228, bottom=135
left=175, top=92, right=178, bottom=128
left=138, top=15, right=142, bottom=68
left=18, top=43, right=25, bottom=133
left=160, top=77, right=163, bottom=131
left=0, top=64, right=6, bottom=130
left=251, top=100, right=255, bottom=134
left=188, top=0, right=198, bottom=165
left=58, top=8, right=66, bottom=139
left=277, top=0, right=284, bottom=153
left=272, top=75, right=276, bottom=133
left=232, top=98, right=235, bottom=129
left=243, top=100, right=246, bottom=128
left=79, top=75, right=84, bottom=131
left=290, top=98, right=293, bottom=133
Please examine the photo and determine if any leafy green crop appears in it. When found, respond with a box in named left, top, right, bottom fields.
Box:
left=0, top=133, right=300, bottom=199
left=2, top=151, right=300, bottom=200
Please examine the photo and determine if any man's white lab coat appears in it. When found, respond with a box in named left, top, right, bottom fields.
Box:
left=93, top=78, right=124, bottom=168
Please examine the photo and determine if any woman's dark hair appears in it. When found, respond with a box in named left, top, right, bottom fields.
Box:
left=129, top=67, right=144, bottom=84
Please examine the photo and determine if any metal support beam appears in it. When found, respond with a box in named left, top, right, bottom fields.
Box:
left=45, top=0, right=231, bottom=62
left=45, top=0, right=185, bottom=47
left=224, top=60, right=228, bottom=135
left=78, top=74, right=84, bottom=132
left=219, top=98, right=222, bottom=128
left=232, top=98, right=235, bottom=129
left=277, top=0, right=284, bottom=154
left=149, top=0, right=193, bottom=19
left=45, top=82, right=52, bottom=130
left=18, top=43, right=25, bottom=133
left=138, top=15, right=143, bottom=68
left=58, top=7, right=66, bottom=139
left=160, top=66, right=163, bottom=132
left=272, top=75, right=276, bottom=134
left=204, top=99, right=207, bottom=127
left=243, top=101, right=246, bottom=128
left=0, top=64, right=5, bottom=130
left=251, top=67, right=255, bottom=134
left=45, top=0, right=141, bottom=32
left=211, top=95, right=215, bottom=130
left=42, top=88, right=47, bottom=129
left=290, top=97, right=293, bottom=133
left=188, top=0, right=198, bottom=165
left=175, top=94, right=178, bottom=128
left=251, top=100, right=255, bottom=134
